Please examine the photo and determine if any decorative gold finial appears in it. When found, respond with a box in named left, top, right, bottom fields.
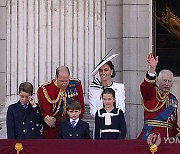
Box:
left=150, top=144, right=158, bottom=154
left=147, top=133, right=161, bottom=154
left=15, top=143, right=23, bottom=154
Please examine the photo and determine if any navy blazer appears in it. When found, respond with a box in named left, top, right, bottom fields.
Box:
left=58, top=119, right=91, bottom=139
left=6, top=101, right=44, bottom=139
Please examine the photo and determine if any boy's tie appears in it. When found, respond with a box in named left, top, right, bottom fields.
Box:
left=23, top=104, right=28, bottom=110
left=71, top=120, right=76, bottom=128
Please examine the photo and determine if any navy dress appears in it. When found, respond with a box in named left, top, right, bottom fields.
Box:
left=95, top=108, right=127, bottom=139
left=7, top=101, right=44, bottom=139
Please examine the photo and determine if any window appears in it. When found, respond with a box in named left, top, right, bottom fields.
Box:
left=155, top=0, right=180, bottom=76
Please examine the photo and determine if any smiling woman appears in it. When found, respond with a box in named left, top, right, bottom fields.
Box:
left=89, top=54, right=125, bottom=118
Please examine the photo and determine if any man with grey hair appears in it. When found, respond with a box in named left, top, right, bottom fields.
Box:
left=38, top=66, right=85, bottom=139
left=157, top=69, right=174, bottom=93
left=138, top=53, right=180, bottom=140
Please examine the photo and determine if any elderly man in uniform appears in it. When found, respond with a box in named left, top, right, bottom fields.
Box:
left=38, top=66, right=85, bottom=139
left=138, top=53, right=180, bottom=140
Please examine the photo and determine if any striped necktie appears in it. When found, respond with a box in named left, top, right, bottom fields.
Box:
left=71, top=120, right=76, bottom=128
left=23, top=104, right=28, bottom=110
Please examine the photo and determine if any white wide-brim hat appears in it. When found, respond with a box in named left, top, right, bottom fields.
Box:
left=91, top=53, right=120, bottom=76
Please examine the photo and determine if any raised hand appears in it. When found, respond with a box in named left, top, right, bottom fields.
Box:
left=147, top=53, right=158, bottom=73
left=28, top=96, right=36, bottom=106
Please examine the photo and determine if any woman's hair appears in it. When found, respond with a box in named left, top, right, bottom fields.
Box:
left=101, top=88, right=116, bottom=107
left=105, top=61, right=116, bottom=78
left=19, top=82, right=33, bottom=95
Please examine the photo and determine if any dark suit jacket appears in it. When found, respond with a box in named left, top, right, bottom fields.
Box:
left=6, top=101, right=44, bottom=139
left=58, top=119, right=91, bottom=139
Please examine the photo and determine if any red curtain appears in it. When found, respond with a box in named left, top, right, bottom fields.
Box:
left=0, top=139, right=179, bottom=154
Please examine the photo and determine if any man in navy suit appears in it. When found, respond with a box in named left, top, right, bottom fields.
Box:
left=58, top=100, right=90, bottom=139
left=6, top=82, right=44, bottom=139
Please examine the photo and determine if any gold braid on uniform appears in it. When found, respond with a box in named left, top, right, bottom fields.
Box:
left=142, top=87, right=169, bottom=112
left=42, top=86, right=67, bottom=116
left=144, top=76, right=156, bottom=83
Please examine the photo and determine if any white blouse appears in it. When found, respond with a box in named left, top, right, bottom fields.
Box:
left=89, top=82, right=125, bottom=117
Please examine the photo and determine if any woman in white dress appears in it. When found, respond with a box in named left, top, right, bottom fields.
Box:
left=89, top=58, right=125, bottom=117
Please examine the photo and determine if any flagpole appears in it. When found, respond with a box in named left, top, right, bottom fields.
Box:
left=152, top=0, right=156, bottom=56
left=149, top=0, right=152, bottom=54
left=149, top=0, right=156, bottom=56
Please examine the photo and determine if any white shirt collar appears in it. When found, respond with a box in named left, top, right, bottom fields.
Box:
left=21, top=102, right=29, bottom=106
left=70, top=118, right=79, bottom=124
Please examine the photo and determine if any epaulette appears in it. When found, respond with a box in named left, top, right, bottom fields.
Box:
left=40, top=80, right=52, bottom=87
left=68, top=79, right=80, bottom=88
left=170, top=93, right=177, bottom=100
left=70, top=78, right=80, bottom=82
left=169, top=93, right=178, bottom=107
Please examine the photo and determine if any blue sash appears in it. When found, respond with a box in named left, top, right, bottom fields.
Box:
left=142, top=95, right=176, bottom=140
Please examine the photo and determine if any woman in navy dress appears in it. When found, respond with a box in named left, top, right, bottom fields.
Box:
left=95, top=88, right=127, bottom=139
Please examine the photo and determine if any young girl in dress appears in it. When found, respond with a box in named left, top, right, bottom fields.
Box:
left=95, top=88, right=127, bottom=139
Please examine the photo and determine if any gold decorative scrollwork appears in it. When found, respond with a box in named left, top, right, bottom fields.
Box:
left=157, top=7, right=180, bottom=38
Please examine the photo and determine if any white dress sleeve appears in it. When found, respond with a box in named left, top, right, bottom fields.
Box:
left=113, top=83, right=125, bottom=113
left=89, top=86, right=104, bottom=117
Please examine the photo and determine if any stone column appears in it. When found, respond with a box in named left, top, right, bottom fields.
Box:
left=0, top=0, right=106, bottom=139
left=0, top=0, right=7, bottom=138
left=123, top=0, right=150, bottom=139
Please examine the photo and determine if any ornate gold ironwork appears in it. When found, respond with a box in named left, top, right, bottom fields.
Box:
left=157, top=7, right=180, bottom=38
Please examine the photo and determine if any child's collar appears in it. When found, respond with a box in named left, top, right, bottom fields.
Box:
left=70, top=118, right=79, bottom=123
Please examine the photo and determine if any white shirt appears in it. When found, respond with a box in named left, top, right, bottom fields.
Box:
left=89, top=82, right=125, bottom=117
left=70, top=118, right=79, bottom=127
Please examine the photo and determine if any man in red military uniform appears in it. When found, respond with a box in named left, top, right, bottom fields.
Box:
left=38, top=66, right=85, bottom=139
left=138, top=53, right=180, bottom=140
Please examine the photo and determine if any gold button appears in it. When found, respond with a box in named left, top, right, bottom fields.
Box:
left=32, top=128, right=34, bottom=130
left=23, top=130, right=26, bottom=132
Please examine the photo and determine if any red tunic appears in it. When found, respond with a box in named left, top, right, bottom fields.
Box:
left=38, top=79, right=85, bottom=139
left=138, top=74, right=180, bottom=140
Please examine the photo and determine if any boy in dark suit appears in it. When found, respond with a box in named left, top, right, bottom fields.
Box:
left=6, top=82, right=44, bottom=139
left=58, top=100, right=90, bottom=139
